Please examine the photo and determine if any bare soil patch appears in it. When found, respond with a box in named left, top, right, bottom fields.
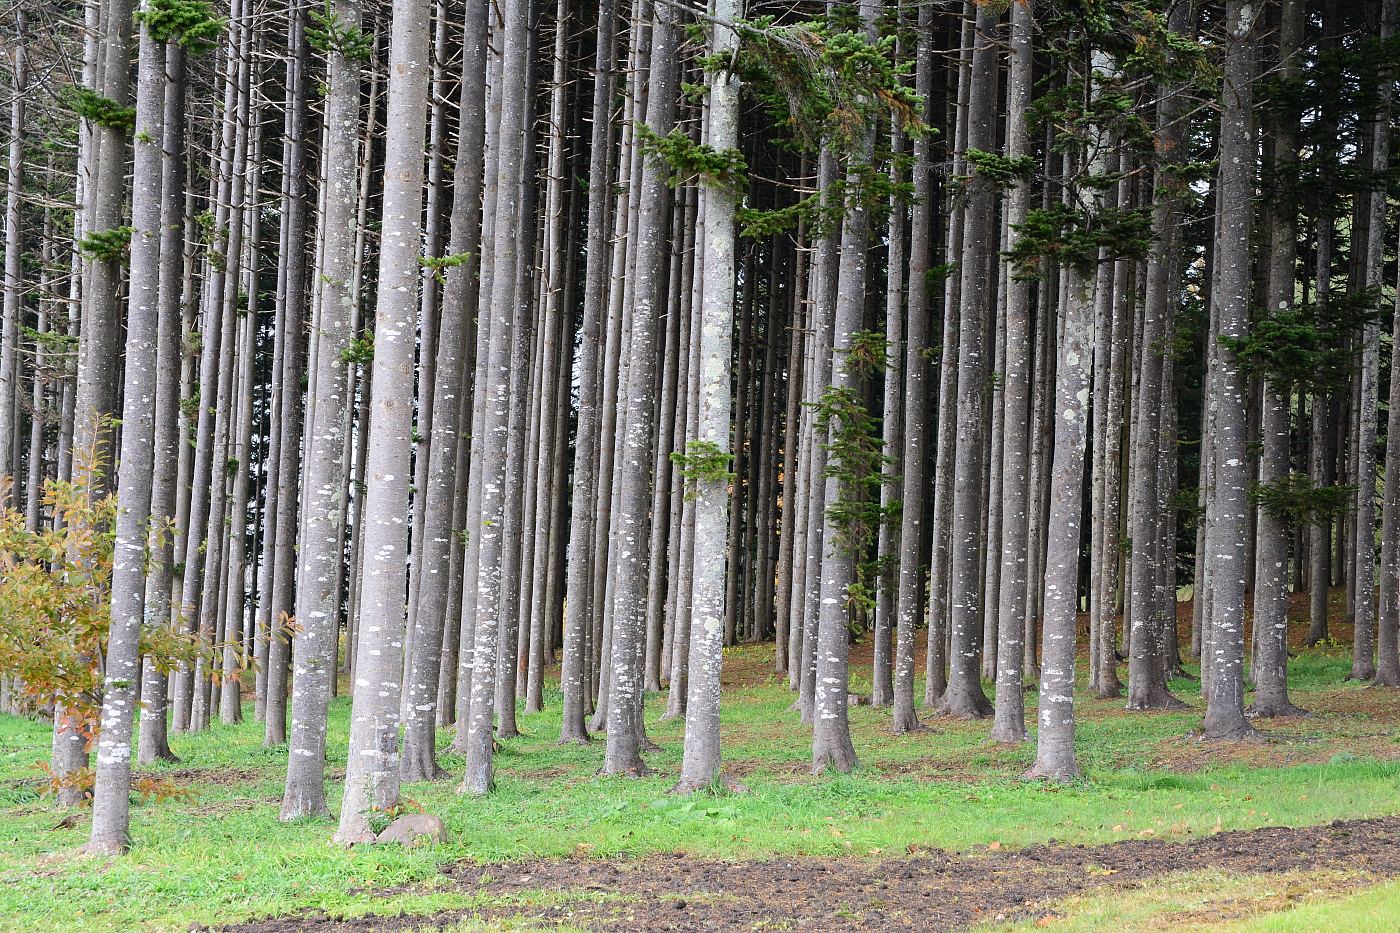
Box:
left=220, top=814, right=1400, bottom=932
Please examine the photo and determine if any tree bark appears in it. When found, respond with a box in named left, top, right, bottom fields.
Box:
left=334, top=0, right=432, bottom=842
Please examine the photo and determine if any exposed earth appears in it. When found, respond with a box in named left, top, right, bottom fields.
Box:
left=221, top=814, right=1400, bottom=931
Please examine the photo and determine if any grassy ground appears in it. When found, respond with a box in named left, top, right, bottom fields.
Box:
left=1, top=628, right=1398, bottom=931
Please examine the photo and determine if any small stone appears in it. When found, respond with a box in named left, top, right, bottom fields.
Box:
left=375, top=813, right=447, bottom=847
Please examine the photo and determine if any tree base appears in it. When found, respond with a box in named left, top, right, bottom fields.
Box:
left=1198, top=719, right=1264, bottom=742
left=459, top=773, right=496, bottom=796
left=85, top=836, right=129, bottom=857
left=1247, top=700, right=1309, bottom=719
left=557, top=731, right=590, bottom=746
left=400, top=760, right=449, bottom=783
left=136, top=748, right=179, bottom=766
left=935, top=687, right=994, bottom=720
left=280, top=796, right=333, bottom=822
left=988, top=723, right=1027, bottom=745
left=890, top=713, right=926, bottom=736
left=599, top=759, right=652, bottom=778
left=671, top=772, right=749, bottom=796
left=811, top=749, right=859, bottom=775
left=1094, top=680, right=1123, bottom=700
left=332, top=828, right=377, bottom=847
left=1125, top=687, right=1190, bottom=711
left=1022, top=761, right=1082, bottom=783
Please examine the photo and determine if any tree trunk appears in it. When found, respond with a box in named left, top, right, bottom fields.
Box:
left=1201, top=0, right=1259, bottom=742
left=334, top=0, right=432, bottom=842
left=988, top=0, right=1033, bottom=744
left=88, top=10, right=163, bottom=854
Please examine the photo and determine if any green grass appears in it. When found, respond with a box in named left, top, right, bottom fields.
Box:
left=0, top=642, right=1397, bottom=932
left=1231, top=878, right=1400, bottom=931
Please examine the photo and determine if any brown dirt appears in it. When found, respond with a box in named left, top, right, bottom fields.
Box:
left=134, top=766, right=269, bottom=787
left=219, top=814, right=1400, bottom=932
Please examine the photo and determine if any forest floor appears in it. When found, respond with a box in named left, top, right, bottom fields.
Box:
left=3, top=593, right=1400, bottom=931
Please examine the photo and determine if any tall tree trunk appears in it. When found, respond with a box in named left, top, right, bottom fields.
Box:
left=675, top=0, right=740, bottom=793
left=135, top=42, right=187, bottom=766
left=281, top=0, right=360, bottom=818
left=989, top=0, right=1033, bottom=744
left=558, top=0, right=616, bottom=745
left=88, top=9, right=163, bottom=853
left=603, top=2, right=677, bottom=775
left=400, top=0, right=487, bottom=780
left=0, top=8, right=26, bottom=486
left=1127, top=0, right=1193, bottom=712
left=1251, top=0, right=1309, bottom=714
left=936, top=0, right=997, bottom=720
left=334, top=0, right=432, bottom=842
left=1201, top=0, right=1259, bottom=742
left=461, top=0, right=528, bottom=795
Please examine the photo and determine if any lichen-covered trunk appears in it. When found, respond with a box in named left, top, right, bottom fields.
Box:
left=136, top=43, right=188, bottom=766
left=461, top=0, right=527, bottom=796
left=890, top=2, right=935, bottom=735
left=1126, top=0, right=1192, bottom=712
left=1026, top=259, right=1092, bottom=783
left=676, top=0, right=739, bottom=793
left=280, top=0, right=358, bottom=819
left=1201, top=0, right=1259, bottom=742
left=1357, top=0, right=1394, bottom=683
left=558, top=0, right=615, bottom=745
left=936, top=1, right=997, bottom=721
left=603, top=6, right=677, bottom=775
left=87, top=17, right=162, bottom=855
left=989, top=0, right=1033, bottom=745
left=400, top=0, right=486, bottom=781
left=1251, top=0, right=1309, bottom=713
left=334, top=0, right=431, bottom=842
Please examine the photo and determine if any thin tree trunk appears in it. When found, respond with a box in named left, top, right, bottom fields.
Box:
left=989, top=0, right=1033, bottom=744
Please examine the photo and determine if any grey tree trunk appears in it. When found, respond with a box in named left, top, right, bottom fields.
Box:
left=53, top=0, right=136, bottom=803
left=281, top=0, right=360, bottom=819
left=811, top=0, right=881, bottom=774
left=400, top=0, right=487, bottom=780
left=88, top=11, right=164, bottom=854
left=462, top=0, right=528, bottom=796
left=675, top=0, right=740, bottom=794
left=1355, top=0, right=1394, bottom=683
left=1025, top=254, right=1093, bottom=783
left=334, top=0, right=432, bottom=842
left=559, top=0, right=616, bottom=744
left=1126, top=0, right=1192, bottom=712
left=989, top=0, right=1033, bottom=744
left=890, top=1, right=935, bottom=735
left=603, top=4, right=677, bottom=775
left=1377, top=0, right=1400, bottom=687
left=135, top=42, right=187, bottom=766
left=936, top=0, right=997, bottom=720
left=1250, top=0, right=1309, bottom=714
left=0, top=7, right=26, bottom=485
left=1201, top=0, right=1260, bottom=742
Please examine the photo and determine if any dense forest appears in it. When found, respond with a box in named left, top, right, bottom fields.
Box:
left=0, top=0, right=1398, bottom=895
